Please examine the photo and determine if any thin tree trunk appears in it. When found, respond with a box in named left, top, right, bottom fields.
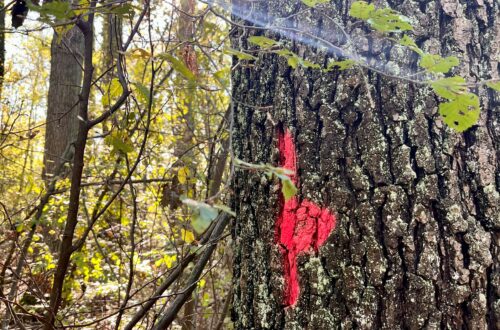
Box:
left=231, top=0, right=498, bottom=329
left=161, top=0, right=198, bottom=211
left=44, top=14, right=95, bottom=328
left=176, top=2, right=200, bottom=328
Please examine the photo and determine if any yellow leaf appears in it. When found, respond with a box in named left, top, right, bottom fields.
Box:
left=178, top=167, right=190, bottom=184
left=102, top=78, right=123, bottom=107
left=131, top=48, right=151, bottom=59
left=181, top=229, right=195, bottom=243
left=164, top=255, right=177, bottom=268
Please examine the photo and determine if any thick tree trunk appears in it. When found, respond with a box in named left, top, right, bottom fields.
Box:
left=231, top=0, right=498, bottom=329
left=43, top=27, right=84, bottom=178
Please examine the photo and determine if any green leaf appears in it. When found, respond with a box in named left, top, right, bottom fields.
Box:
left=325, top=59, right=356, bottom=71
left=248, top=36, right=280, bottom=49
left=301, top=59, right=321, bottom=69
left=30, top=1, right=74, bottom=20
left=431, top=77, right=467, bottom=99
left=368, top=8, right=413, bottom=32
left=223, top=47, right=257, bottom=60
left=16, top=223, right=24, bottom=233
left=419, top=54, right=459, bottom=74
left=486, top=81, right=500, bottom=92
left=349, top=1, right=375, bottom=20
left=287, top=55, right=300, bottom=69
left=102, top=78, right=123, bottom=107
left=275, top=49, right=320, bottom=69
left=159, top=54, right=196, bottom=81
left=181, top=198, right=219, bottom=234
left=301, top=0, right=329, bottom=7
left=350, top=1, right=412, bottom=32
left=439, top=93, right=480, bottom=132
left=281, top=178, right=298, bottom=201
left=399, top=35, right=423, bottom=55
left=275, top=49, right=294, bottom=57
left=214, top=67, right=230, bottom=88
left=133, top=82, right=150, bottom=104
left=105, top=133, right=134, bottom=154
left=108, top=3, right=135, bottom=19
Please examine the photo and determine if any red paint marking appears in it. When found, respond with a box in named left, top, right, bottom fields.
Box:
left=276, top=129, right=336, bottom=306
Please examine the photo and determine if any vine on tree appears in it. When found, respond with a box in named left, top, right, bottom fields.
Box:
left=237, top=0, right=499, bottom=132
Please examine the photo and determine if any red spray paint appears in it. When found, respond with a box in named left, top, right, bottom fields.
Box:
left=276, top=129, right=336, bottom=306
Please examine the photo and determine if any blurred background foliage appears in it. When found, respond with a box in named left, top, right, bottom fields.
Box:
left=0, top=0, right=233, bottom=328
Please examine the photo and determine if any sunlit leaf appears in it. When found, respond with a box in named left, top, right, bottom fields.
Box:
left=420, top=54, right=459, bottom=74
left=486, top=81, right=500, bottom=92
left=281, top=178, right=298, bottom=201
left=130, top=48, right=151, bottom=59
left=350, top=1, right=412, bottom=33
left=214, top=67, right=230, bottom=88
left=439, top=93, right=480, bottom=132
left=38, top=1, right=73, bottom=19
left=325, top=59, right=356, bottom=71
left=248, top=36, right=280, bottom=49
left=399, top=35, right=423, bottom=55
left=177, top=167, right=190, bottom=185
left=223, top=47, right=257, bottom=60
left=275, top=49, right=321, bottom=69
left=108, top=3, right=135, bottom=19
left=105, top=132, right=134, bottom=154
left=287, top=55, right=300, bottom=69
left=301, top=59, right=321, bottom=69
left=431, top=76, right=467, bottom=99
left=133, top=82, right=150, bottom=104
left=301, top=0, right=329, bottom=7
left=368, top=8, right=413, bottom=32
left=349, top=1, right=375, bottom=20
left=159, top=54, right=196, bottom=81
left=181, top=229, right=195, bottom=243
left=163, top=254, right=177, bottom=268
left=102, top=78, right=123, bottom=107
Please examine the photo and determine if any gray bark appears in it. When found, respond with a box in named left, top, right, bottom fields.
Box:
left=43, top=27, right=84, bottom=179
left=231, top=0, right=499, bottom=329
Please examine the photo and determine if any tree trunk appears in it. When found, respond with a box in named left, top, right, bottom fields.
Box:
left=230, top=0, right=498, bottom=329
left=0, top=0, right=5, bottom=101
left=43, top=27, right=84, bottom=179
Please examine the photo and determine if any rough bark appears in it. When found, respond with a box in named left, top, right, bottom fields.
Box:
left=231, top=0, right=499, bottom=329
left=43, top=27, right=84, bottom=179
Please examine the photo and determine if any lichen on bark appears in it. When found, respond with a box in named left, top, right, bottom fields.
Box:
left=230, top=0, right=499, bottom=329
